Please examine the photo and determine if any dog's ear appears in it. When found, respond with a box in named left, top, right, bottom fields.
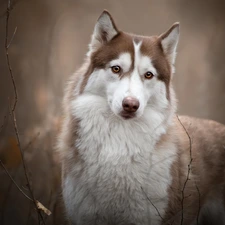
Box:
left=159, top=23, right=180, bottom=65
left=88, top=10, right=119, bottom=54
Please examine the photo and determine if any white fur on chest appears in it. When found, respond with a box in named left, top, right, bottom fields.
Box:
left=63, top=95, right=177, bottom=225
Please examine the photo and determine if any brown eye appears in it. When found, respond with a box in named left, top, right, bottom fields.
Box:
left=111, top=66, right=121, bottom=74
left=144, top=71, right=154, bottom=79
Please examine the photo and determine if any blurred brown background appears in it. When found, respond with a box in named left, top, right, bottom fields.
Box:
left=0, top=0, right=225, bottom=224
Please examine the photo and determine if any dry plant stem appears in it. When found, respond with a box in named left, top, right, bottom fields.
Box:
left=0, top=0, right=18, bottom=18
left=7, top=26, right=17, bottom=49
left=7, top=58, right=46, bottom=225
left=5, top=1, right=47, bottom=224
left=176, top=115, right=193, bottom=225
left=141, top=186, right=164, bottom=221
left=5, top=1, right=17, bottom=111
left=24, top=132, right=40, bottom=151
left=0, top=160, right=33, bottom=201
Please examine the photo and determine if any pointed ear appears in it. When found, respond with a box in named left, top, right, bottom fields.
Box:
left=159, top=23, right=180, bottom=65
left=88, top=10, right=119, bottom=54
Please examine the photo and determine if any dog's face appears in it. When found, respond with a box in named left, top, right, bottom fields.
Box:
left=80, top=11, right=179, bottom=120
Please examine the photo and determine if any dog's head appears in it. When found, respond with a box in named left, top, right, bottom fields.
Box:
left=79, top=11, right=179, bottom=120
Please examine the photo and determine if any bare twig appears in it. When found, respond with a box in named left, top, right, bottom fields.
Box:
left=176, top=115, right=193, bottom=225
left=0, top=0, right=19, bottom=18
left=0, top=160, right=33, bottom=201
left=5, top=1, right=50, bottom=223
left=5, top=0, right=17, bottom=112
left=7, top=26, right=17, bottom=49
left=141, top=186, right=164, bottom=221
left=23, top=132, right=40, bottom=151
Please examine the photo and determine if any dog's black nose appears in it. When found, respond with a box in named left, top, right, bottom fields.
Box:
left=122, top=97, right=140, bottom=112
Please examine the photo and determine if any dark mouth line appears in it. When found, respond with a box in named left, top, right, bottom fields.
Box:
left=120, top=112, right=136, bottom=119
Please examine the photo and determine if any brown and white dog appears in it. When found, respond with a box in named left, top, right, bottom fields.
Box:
left=58, top=10, right=225, bottom=225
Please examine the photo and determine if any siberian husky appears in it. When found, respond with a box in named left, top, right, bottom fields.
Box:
left=58, top=10, right=225, bottom=225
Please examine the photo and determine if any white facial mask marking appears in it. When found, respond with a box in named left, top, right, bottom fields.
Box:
left=83, top=40, right=169, bottom=119
left=110, top=53, right=132, bottom=73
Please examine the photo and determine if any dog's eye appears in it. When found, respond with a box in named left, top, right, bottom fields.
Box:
left=111, top=66, right=121, bottom=74
left=144, top=71, right=154, bottom=79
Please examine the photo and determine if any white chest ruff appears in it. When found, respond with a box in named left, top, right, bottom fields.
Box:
left=63, top=95, right=177, bottom=225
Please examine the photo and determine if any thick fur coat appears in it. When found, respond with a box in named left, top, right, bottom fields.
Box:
left=57, top=11, right=225, bottom=225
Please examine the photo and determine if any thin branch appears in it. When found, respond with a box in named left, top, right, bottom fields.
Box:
left=0, top=160, right=33, bottom=201
left=5, top=1, right=49, bottom=224
left=176, top=116, right=193, bottom=159
left=176, top=115, right=193, bottom=225
left=23, top=132, right=40, bottom=151
left=141, top=186, right=164, bottom=221
left=8, top=107, right=47, bottom=224
left=0, top=0, right=19, bottom=18
left=7, top=26, right=17, bottom=49
left=5, top=0, right=17, bottom=112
